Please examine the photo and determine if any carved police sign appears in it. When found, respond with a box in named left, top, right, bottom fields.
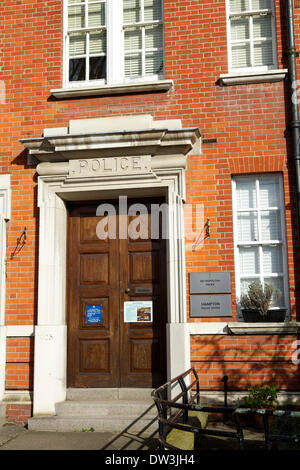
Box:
left=69, top=156, right=152, bottom=177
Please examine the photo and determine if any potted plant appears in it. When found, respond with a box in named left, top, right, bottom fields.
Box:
left=243, top=385, right=278, bottom=429
left=240, top=280, right=286, bottom=322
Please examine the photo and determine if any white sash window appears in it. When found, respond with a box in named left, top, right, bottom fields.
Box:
left=65, top=0, right=164, bottom=86
left=227, top=0, right=277, bottom=72
left=232, top=175, right=289, bottom=313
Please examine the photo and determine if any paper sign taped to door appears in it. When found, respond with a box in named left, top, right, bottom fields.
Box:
left=124, top=301, right=153, bottom=323
left=86, top=305, right=102, bottom=324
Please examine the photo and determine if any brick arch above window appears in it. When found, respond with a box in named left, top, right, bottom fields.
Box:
left=229, top=155, right=287, bottom=174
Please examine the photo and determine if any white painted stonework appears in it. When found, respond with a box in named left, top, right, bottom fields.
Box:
left=20, top=115, right=201, bottom=416
left=6, top=325, right=34, bottom=337
left=33, top=326, right=67, bottom=415
left=0, top=327, right=6, bottom=403
left=219, top=69, right=288, bottom=86
left=50, top=80, right=174, bottom=99
left=0, top=175, right=11, bottom=402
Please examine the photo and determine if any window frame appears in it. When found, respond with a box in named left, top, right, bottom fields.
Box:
left=63, top=0, right=165, bottom=88
left=225, top=0, right=278, bottom=74
left=232, top=174, right=290, bottom=318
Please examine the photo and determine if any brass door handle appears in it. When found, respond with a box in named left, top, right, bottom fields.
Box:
left=125, top=287, right=130, bottom=293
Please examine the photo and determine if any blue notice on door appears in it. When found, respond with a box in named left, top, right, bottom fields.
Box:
left=86, top=305, right=101, bottom=324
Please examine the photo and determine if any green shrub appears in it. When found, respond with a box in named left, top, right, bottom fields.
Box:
left=243, top=385, right=277, bottom=409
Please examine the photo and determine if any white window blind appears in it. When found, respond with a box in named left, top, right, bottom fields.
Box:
left=123, top=0, right=164, bottom=80
left=233, top=175, right=289, bottom=312
left=227, top=0, right=277, bottom=71
left=67, top=0, right=107, bottom=83
left=65, top=0, right=164, bottom=85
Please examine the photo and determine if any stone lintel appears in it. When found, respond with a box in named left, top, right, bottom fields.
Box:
left=36, top=154, right=188, bottom=177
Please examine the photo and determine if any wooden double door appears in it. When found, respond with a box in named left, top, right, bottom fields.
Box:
left=67, top=199, right=167, bottom=388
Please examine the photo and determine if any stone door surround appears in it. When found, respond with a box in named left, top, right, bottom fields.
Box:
left=20, top=115, right=201, bottom=415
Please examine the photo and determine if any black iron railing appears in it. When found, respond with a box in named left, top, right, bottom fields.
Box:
left=151, top=368, right=300, bottom=450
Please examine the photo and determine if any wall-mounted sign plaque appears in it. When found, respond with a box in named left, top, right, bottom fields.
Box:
left=190, top=272, right=231, bottom=294
left=86, top=305, right=102, bottom=324
left=190, top=295, right=232, bottom=317
left=124, top=301, right=153, bottom=323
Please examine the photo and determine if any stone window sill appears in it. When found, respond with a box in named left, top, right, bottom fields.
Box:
left=228, top=322, right=300, bottom=335
left=219, top=69, right=288, bottom=86
left=51, top=80, right=174, bottom=99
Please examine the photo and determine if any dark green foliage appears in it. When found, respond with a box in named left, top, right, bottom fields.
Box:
left=243, top=385, right=278, bottom=409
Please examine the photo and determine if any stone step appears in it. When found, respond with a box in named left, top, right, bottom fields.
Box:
left=28, top=415, right=158, bottom=434
left=66, top=388, right=153, bottom=402
left=55, top=400, right=157, bottom=418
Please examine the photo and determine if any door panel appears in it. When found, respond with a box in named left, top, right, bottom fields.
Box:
left=79, top=339, right=110, bottom=373
left=80, top=253, right=109, bottom=284
left=67, top=204, right=119, bottom=388
left=67, top=199, right=167, bottom=388
left=120, top=200, right=167, bottom=387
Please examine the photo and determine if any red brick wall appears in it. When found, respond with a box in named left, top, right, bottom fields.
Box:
left=5, top=338, right=34, bottom=390
left=1, top=0, right=299, bottom=328
left=6, top=404, right=32, bottom=426
left=191, top=335, right=300, bottom=391
left=0, top=0, right=300, bottom=423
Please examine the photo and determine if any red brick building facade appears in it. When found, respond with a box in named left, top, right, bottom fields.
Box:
left=0, top=0, right=300, bottom=426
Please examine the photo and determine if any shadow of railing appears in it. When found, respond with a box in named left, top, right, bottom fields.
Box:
left=100, top=402, right=159, bottom=450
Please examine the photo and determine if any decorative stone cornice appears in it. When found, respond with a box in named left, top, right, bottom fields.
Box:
left=20, top=127, right=201, bottom=163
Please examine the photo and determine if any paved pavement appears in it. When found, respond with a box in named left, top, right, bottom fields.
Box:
left=1, top=421, right=296, bottom=451
left=0, top=424, right=159, bottom=450
left=0, top=422, right=266, bottom=451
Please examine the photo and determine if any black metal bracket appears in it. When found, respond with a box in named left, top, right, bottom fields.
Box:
left=17, top=228, right=27, bottom=246
left=11, top=227, right=27, bottom=259
left=283, top=49, right=299, bottom=58
left=192, top=219, right=210, bottom=251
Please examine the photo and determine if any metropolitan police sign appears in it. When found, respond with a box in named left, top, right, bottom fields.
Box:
left=189, top=272, right=231, bottom=294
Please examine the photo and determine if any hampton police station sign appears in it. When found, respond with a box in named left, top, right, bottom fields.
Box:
left=189, top=272, right=232, bottom=317
left=190, top=294, right=232, bottom=317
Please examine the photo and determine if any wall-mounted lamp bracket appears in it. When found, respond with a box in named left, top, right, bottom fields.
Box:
left=192, top=219, right=211, bottom=251
left=17, top=227, right=27, bottom=246
left=11, top=227, right=27, bottom=259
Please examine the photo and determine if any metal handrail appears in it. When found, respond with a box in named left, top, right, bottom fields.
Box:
left=152, top=368, right=300, bottom=450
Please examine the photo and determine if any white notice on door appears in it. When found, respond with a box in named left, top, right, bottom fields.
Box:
left=124, top=301, right=153, bottom=323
